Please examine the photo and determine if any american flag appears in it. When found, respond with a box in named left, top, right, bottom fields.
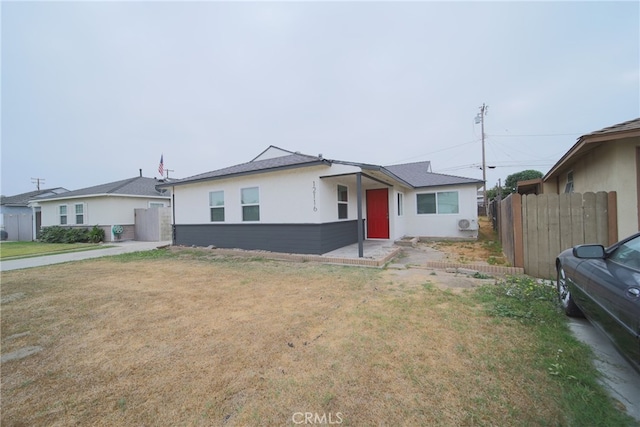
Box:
left=158, top=154, right=164, bottom=177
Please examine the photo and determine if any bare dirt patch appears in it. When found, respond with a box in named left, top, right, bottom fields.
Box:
left=1, top=255, right=563, bottom=426
left=421, top=217, right=508, bottom=266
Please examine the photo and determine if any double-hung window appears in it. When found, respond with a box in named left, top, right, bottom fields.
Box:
left=417, top=191, right=459, bottom=214
left=209, top=191, right=225, bottom=222
left=75, top=204, right=84, bottom=224
left=338, top=185, right=348, bottom=219
left=241, top=187, right=260, bottom=221
left=59, top=205, right=68, bottom=225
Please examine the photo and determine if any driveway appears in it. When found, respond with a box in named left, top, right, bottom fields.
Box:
left=0, top=241, right=171, bottom=272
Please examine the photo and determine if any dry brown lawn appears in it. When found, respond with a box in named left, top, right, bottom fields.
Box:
left=1, top=252, right=564, bottom=426
left=424, top=217, right=509, bottom=266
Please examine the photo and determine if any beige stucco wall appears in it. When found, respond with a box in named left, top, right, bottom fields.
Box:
left=39, top=196, right=170, bottom=228
left=543, top=137, right=639, bottom=238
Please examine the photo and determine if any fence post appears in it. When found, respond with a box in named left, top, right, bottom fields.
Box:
left=607, top=191, right=618, bottom=245
left=512, top=194, right=524, bottom=268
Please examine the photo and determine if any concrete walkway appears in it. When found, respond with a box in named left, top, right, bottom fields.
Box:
left=0, top=241, right=171, bottom=272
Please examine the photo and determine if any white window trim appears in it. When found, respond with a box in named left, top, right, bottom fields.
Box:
left=337, top=184, right=348, bottom=220
left=59, top=204, right=68, bottom=225
left=149, top=201, right=166, bottom=208
left=74, top=203, right=85, bottom=225
left=209, top=190, right=225, bottom=222
left=397, top=193, right=404, bottom=216
left=417, top=191, right=460, bottom=215
left=241, top=186, right=260, bottom=222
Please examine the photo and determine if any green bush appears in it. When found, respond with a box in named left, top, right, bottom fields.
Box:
left=88, top=225, right=105, bottom=243
left=39, top=226, right=91, bottom=243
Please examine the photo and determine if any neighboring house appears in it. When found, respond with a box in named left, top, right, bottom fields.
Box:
left=158, top=146, right=483, bottom=256
left=33, top=173, right=171, bottom=242
left=1, top=188, right=68, bottom=241
left=542, top=117, right=640, bottom=239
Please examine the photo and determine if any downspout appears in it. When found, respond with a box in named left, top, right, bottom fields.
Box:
left=172, top=186, right=176, bottom=245
left=357, top=172, right=364, bottom=258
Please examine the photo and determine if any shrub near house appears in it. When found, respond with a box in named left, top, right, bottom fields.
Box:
left=39, top=225, right=105, bottom=243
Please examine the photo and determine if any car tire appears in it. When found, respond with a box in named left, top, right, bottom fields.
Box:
left=556, top=263, right=583, bottom=317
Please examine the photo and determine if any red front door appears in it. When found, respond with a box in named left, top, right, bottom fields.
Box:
left=366, top=188, right=389, bottom=239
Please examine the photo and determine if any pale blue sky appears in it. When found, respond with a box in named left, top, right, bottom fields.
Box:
left=2, top=1, right=638, bottom=196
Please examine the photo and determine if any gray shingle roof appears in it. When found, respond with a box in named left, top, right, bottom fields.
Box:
left=1, top=188, right=68, bottom=207
left=585, top=117, right=640, bottom=136
left=385, top=161, right=483, bottom=188
left=166, top=153, right=328, bottom=186
left=161, top=146, right=481, bottom=190
left=36, top=177, right=169, bottom=201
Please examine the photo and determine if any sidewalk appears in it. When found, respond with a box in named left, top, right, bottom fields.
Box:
left=0, top=241, right=171, bottom=272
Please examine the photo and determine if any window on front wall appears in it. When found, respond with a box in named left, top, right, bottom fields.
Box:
left=417, top=191, right=459, bottom=214
left=75, top=204, right=84, bottom=224
left=397, top=193, right=404, bottom=216
left=337, top=185, right=348, bottom=219
left=149, top=202, right=165, bottom=208
left=209, top=191, right=225, bottom=222
left=241, top=187, right=260, bottom=221
left=59, top=205, right=67, bottom=224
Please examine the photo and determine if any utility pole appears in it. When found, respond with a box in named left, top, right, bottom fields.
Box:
left=476, top=104, right=488, bottom=215
left=31, top=177, right=45, bottom=190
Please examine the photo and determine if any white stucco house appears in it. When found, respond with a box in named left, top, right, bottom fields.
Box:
left=33, top=173, right=171, bottom=242
left=158, top=146, right=483, bottom=256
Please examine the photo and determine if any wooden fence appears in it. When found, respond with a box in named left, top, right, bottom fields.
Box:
left=495, top=192, right=618, bottom=279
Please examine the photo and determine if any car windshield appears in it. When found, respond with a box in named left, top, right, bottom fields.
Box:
left=609, top=235, right=640, bottom=270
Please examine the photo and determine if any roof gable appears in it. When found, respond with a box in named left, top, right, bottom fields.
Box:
left=544, top=117, right=640, bottom=181
left=251, top=145, right=299, bottom=161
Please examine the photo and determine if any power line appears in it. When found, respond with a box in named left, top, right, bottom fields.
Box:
left=487, top=132, right=581, bottom=138
left=390, top=139, right=478, bottom=164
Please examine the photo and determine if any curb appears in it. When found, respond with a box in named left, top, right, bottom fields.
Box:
left=416, top=261, right=524, bottom=275
left=182, top=246, right=403, bottom=268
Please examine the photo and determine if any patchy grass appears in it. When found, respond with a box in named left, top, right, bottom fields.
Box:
left=474, top=276, right=637, bottom=426
left=0, top=241, right=108, bottom=260
left=1, top=254, right=636, bottom=426
left=425, top=217, right=509, bottom=265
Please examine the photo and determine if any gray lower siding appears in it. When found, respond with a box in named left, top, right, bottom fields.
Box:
left=174, top=221, right=359, bottom=255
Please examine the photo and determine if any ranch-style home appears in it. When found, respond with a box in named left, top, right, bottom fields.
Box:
left=159, top=146, right=483, bottom=256
left=33, top=173, right=171, bottom=242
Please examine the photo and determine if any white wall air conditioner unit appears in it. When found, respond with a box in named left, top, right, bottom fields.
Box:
left=458, top=218, right=478, bottom=231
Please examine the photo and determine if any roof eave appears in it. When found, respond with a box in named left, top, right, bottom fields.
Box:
left=544, top=127, right=640, bottom=181
left=33, top=193, right=170, bottom=203
left=158, top=159, right=331, bottom=188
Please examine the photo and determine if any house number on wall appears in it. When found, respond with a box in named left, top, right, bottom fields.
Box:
left=312, top=181, right=318, bottom=212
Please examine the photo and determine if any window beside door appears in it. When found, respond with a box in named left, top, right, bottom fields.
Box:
left=417, top=191, right=459, bottom=214
left=338, top=185, right=348, bottom=219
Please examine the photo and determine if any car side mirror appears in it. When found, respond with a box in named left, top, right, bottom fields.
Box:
left=573, top=244, right=605, bottom=259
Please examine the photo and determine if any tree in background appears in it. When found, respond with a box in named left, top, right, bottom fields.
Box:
left=487, top=170, right=544, bottom=201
